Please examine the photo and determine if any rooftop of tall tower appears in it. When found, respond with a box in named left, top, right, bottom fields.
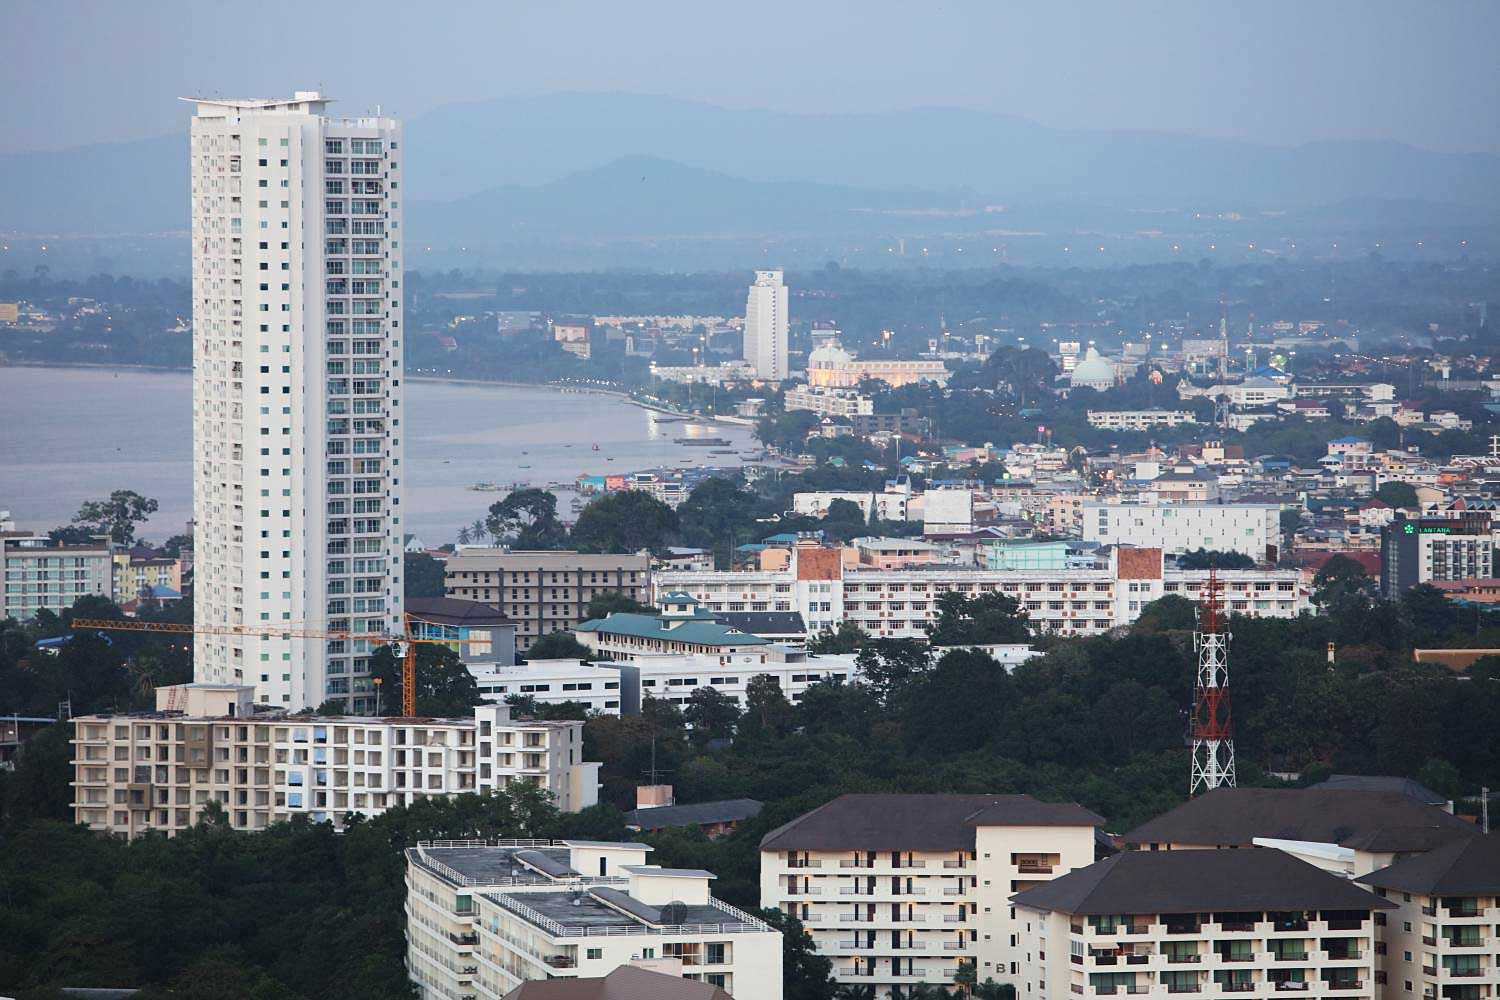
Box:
left=182, top=91, right=334, bottom=113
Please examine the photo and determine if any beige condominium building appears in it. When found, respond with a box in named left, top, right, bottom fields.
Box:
left=1012, top=847, right=1393, bottom=1000
left=444, top=550, right=651, bottom=653
left=759, top=793, right=1102, bottom=997
left=405, top=839, right=782, bottom=1000
left=1357, top=833, right=1500, bottom=1000
left=71, top=684, right=599, bottom=838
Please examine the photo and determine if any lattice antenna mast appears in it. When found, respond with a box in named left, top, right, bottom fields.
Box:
left=1190, top=568, right=1236, bottom=794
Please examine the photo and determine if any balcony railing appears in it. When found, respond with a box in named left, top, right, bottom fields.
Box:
left=1273, top=983, right=1309, bottom=993
left=1018, top=863, right=1055, bottom=874
left=839, top=859, right=873, bottom=869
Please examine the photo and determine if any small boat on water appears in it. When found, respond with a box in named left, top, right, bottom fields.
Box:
left=592, top=444, right=600, bottom=451
left=467, top=482, right=503, bottom=492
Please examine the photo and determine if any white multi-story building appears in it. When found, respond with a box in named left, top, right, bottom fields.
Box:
left=469, top=651, right=860, bottom=717
left=1086, top=409, right=1198, bottom=431
left=744, top=269, right=788, bottom=381
left=784, top=385, right=874, bottom=417
left=760, top=793, right=1101, bottom=997
left=188, top=92, right=404, bottom=711
left=1082, top=502, right=1284, bottom=562
left=1013, top=848, right=1391, bottom=1000
left=70, top=684, right=599, bottom=838
left=405, top=840, right=783, bottom=1000
left=656, top=544, right=1306, bottom=641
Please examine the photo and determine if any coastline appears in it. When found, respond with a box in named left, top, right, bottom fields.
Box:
left=2, top=361, right=747, bottom=426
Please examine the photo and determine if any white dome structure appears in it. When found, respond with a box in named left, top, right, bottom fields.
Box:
left=1069, top=347, right=1115, bottom=391
left=807, top=342, right=855, bottom=371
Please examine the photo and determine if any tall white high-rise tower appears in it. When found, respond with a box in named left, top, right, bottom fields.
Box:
left=187, top=92, right=404, bottom=712
left=743, top=269, right=788, bottom=380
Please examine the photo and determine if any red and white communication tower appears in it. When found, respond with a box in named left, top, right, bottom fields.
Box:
left=1190, top=569, right=1236, bottom=794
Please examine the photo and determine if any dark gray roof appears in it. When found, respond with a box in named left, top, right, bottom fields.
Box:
left=714, top=611, right=807, bottom=636
left=1012, top=848, right=1397, bottom=916
left=407, top=845, right=572, bottom=886
left=625, top=798, right=764, bottom=831
left=1124, top=788, right=1473, bottom=848
left=514, top=849, right=578, bottom=879
left=504, top=965, right=731, bottom=1000
left=1338, top=825, right=1476, bottom=854
left=1310, top=774, right=1449, bottom=807
left=406, top=596, right=514, bottom=627
left=620, top=866, right=716, bottom=878
left=761, top=794, right=1102, bottom=853
left=1358, top=833, right=1500, bottom=895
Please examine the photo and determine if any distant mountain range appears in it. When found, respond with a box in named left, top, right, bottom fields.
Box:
left=3, top=92, right=1498, bottom=245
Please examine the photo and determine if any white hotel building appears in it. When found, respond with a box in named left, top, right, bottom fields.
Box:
left=406, top=840, right=782, bottom=1000
left=188, top=92, right=404, bottom=711
left=656, top=544, right=1305, bottom=640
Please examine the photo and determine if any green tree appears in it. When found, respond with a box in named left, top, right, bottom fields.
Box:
left=161, top=533, right=194, bottom=559
left=759, top=908, right=837, bottom=1000
left=524, top=632, right=593, bottom=661
left=571, top=490, right=679, bottom=554
left=738, top=673, right=797, bottom=741
left=403, top=552, right=447, bottom=598
left=927, top=591, right=1033, bottom=646
left=485, top=488, right=567, bottom=549
left=370, top=642, right=481, bottom=717
left=71, top=489, right=160, bottom=544
left=677, top=477, right=762, bottom=559
left=807, top=620, right=868, bottom=653
left=584, top=591, right=656, bottom=619
left=1177, top=548, right=1255, bottom=570
left=1312, top=555, right=1375, bottom=613
left=819, top=497, right=870, bottom=542
left=683, top=687, right=741, bottom=747
left=1133, top=594, right=1200, bottom=632
left=854, top=638, right=932, bottom=704
left=1375, top=480, right=1420, bottom=510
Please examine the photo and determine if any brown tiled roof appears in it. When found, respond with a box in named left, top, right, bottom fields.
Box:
left=1012, top=847, right=1396, bottom=916
left=761, top=793, right=1102, bottom=853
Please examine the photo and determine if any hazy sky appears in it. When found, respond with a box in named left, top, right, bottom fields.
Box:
left=6, top=0, right=1500, bottom=154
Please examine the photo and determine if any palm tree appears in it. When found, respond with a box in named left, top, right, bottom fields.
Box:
left=456, top=525, right=472, bottom=545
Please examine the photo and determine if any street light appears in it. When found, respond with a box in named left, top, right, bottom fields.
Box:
left=373, top=676, right=383, bottom=717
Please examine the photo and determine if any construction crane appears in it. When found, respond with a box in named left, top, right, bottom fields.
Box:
left=71, top=612, right=483, bottom=717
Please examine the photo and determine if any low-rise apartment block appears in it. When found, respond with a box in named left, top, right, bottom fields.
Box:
left=1013, top=848, right=1392, bottom=1000
left=658, top=544, right=1306, bottom=640
left=1, top=530, right=116, bottom=620
left=468, top=648, right=860, bottom=716
left=71, top=684, right=600, bottom=838
left=1358, top=833, right=1500, bottom=1000
left=444, top=550, right=650, bottom=653
left=405, top=840, right=782, bottom=1000
left=760, top=793, right=1101, bottom=997
left=1086, top=409, right=1198, bottom=431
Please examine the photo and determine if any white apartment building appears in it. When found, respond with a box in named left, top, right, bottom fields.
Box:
left=784, top=385, right=875, bottom=418
left=760, top=794, right=1101, bottom=997
left=1013, top=848, right=1391, bottom=1000
left=1358, top=834, right=1500, bottom=1000
left=1, top=532, right=115, bottom=620
left=656, top=544, right=1306, bottom=641
left=793, top=481, right=914, bottom=522
left=468, top=651, right=860, bottom=717
left=1086, top=410, right=1198, bottom=431
left=1083, top=502, right=1284, bottom=562
left=406, top=840, right=783, bottom=1000
left=188, top=92, right=404, bottom=712
left=70, top=684, right=599, bottom=838
left=744, top=269, right=788, bottom=381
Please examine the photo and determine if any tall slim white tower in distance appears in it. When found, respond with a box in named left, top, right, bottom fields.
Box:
left=187, top=92, right=404, bottom=711
left=743, top=268, right=788, bottom=381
